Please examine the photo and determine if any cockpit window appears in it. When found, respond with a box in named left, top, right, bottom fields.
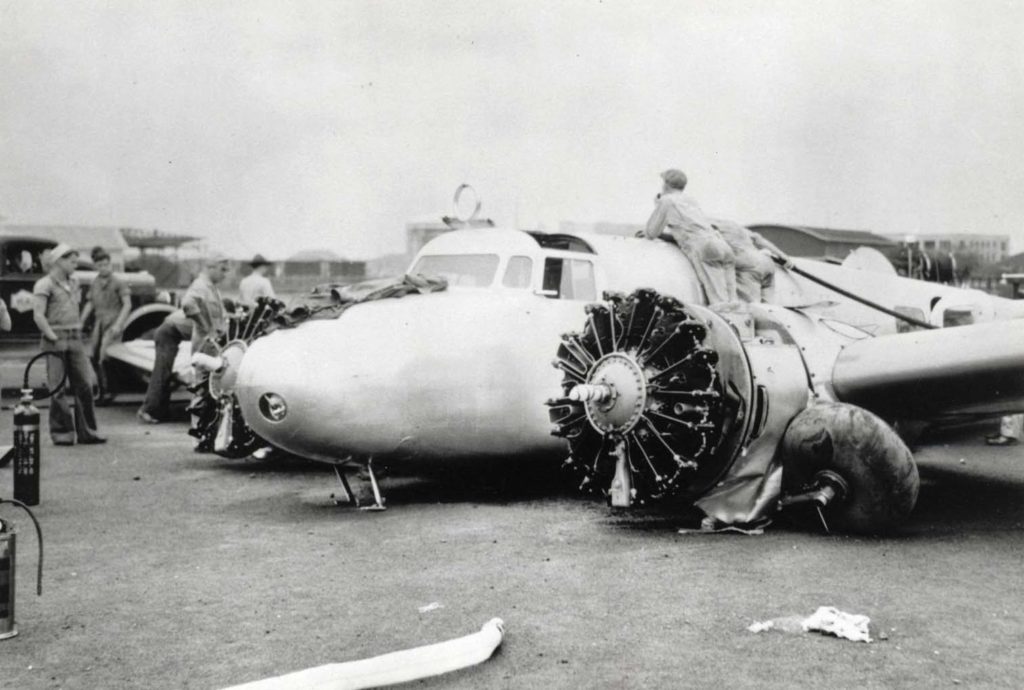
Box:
left=501, top=256, right=533, bottom=289
left=542, top=258, right=596, bottom=300
left=411, top=254, right=499, bottom=287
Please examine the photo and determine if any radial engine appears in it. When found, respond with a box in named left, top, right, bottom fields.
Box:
left=547, top=289, right=1023, bottom=532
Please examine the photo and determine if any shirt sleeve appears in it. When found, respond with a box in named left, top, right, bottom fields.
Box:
left=261, top=278, right=275, bottom=299
left=115, top=277, right=131, bottom=301
left=180, top=282, right=203, bottom=317
left=644, top=199, right=671, bottom=239
left=32, top=277, right=52, bottom=298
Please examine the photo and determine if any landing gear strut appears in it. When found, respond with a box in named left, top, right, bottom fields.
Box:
left=331, top=458, right=386, bottom=511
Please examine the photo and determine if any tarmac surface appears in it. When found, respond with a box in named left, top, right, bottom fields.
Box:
left=0, top=400, right=1022, bottom=689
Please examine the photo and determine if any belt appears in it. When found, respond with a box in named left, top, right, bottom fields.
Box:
left=51, top=328, right=83, bottom=337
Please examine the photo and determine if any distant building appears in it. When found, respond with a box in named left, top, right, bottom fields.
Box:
left=1, top=224, right=131, bottom=271
left=406, top=217, right=495, bottom=258
left=366, top=252, right=410, bottom=278
left=883, top=233, right=1010, bottom=263
left=559, top=221, right=642, bottom=236
left=279, top=249, right=365, bottom=283
left=748, top=224, right=896, bottom=261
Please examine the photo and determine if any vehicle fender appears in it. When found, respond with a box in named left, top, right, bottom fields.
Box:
left=121, top=303, right=176, bottom=341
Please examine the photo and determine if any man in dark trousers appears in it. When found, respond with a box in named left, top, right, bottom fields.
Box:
left=137, top=310, right=192, bottom=424
left=32, top=243, right=106, bottom=445
left=80, top=246, right=131, bottom=404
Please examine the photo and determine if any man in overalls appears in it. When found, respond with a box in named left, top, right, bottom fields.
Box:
left=31, top=243, right=106, bottom=446
left=643, top=169, right=737, bottom=306
left=80, top=246, right=131, bottom=404
left=712, top=219, right=788, bottom=303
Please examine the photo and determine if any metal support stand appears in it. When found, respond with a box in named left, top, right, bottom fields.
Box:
left=331, top=464, right=358, bottom=507
left=360, top=458, right=386, bottom=512
left=328, top=457, right=386, bottom=511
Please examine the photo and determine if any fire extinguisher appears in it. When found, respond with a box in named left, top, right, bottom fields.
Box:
left=0, top=497, right=43, bottom=641
left=10, top=351, right=68, bottom=507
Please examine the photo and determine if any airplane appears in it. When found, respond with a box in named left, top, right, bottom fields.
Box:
left=182, top=220, right=1024, bottom=533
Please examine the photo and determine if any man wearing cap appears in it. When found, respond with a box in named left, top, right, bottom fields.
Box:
left=80, top=246, right=131, bottom=404
left=643, top=169, right=738, bottom=305
left=238, top=254, right=275, bottom=308
left=32, top=243, right=106, bottom=445
left=181, top=253, right=230, bottom=354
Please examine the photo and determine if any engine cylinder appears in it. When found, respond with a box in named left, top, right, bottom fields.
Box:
left=547, top=289, right=753, bottom=504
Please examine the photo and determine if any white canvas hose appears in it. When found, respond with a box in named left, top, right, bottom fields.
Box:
left=223, top=618, right=505, bottom=690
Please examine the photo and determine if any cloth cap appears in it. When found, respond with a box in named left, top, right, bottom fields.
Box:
left=250, top=253, right=271, bottom=268
left=206, top=252, right=229, bottom=267
left=661, top=169, right=688, bottom=191
left=51, top=242, right=78, bottom=261
left=91, top=246, right=111, bottom=263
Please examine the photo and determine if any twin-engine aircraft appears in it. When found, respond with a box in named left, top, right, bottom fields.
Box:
left=181, top=222, right=1024, bottom=533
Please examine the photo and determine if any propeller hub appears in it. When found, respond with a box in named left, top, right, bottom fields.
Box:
left=578, top=353, right=647, bottom=434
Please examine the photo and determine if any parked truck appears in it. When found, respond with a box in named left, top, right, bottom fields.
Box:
left=0, top=235, right=176, bottom=391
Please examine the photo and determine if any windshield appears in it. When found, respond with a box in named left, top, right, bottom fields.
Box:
left=411, top=254, right=499, bottom=287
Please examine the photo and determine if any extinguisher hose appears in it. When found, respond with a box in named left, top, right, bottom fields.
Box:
left=0, top=498, right=42, bottom=596
left=21, top=351, right=69, bottom=401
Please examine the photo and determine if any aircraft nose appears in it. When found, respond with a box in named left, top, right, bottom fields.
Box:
left=234, top=294, right=570, bottom=463
left=234, top=321, right=370, bottom=461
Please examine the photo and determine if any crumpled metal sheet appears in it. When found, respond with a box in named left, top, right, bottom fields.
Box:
left=694, top=455, right=783, bottom=526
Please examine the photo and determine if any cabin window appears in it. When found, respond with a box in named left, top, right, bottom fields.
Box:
left=501, top=256, right=533, bottom=289
left=410, top=254, right=499, bottom=287
left=541, top=258, right=596, bottom=300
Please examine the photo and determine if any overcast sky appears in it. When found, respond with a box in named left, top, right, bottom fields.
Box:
left=2, top=1, right=1023, bottom=260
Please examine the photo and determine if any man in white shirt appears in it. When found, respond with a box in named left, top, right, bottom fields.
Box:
left=643, top=169, right=737, bottom=305
left=238, top=254, right=275, bottom=308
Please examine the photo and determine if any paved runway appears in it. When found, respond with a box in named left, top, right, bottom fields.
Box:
left=0, top=402, right=1021, bottom=688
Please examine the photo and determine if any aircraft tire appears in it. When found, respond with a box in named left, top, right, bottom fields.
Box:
left=781, top=401, right=920, bottom=534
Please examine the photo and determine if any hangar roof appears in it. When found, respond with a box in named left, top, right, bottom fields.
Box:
left=749, top=224, right=895, bottom=247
